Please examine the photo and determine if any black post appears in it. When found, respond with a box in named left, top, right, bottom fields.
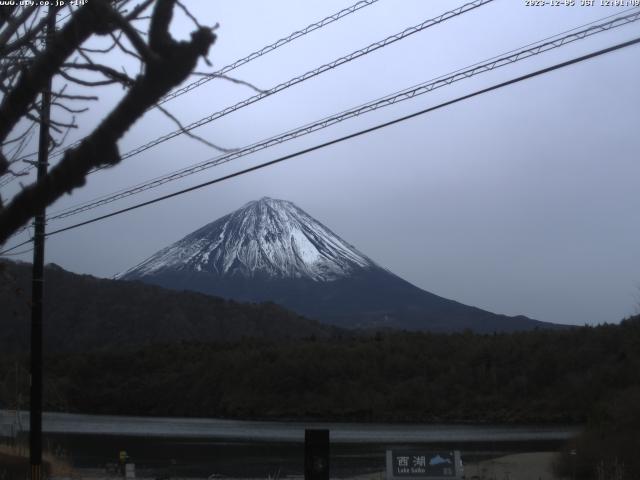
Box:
left=30, top=9, right=54, bottom=480
left=304, top=429, right=329, bottom=480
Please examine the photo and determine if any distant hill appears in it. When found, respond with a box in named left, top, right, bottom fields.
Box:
left=0, top=260, right=338, bottom=353
left=121, top=197, right=561, bottom=333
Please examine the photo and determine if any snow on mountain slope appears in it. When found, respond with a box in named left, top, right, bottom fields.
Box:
left=120, top=197, right=377, bottom=282
left=118, top=197, right=555, bottom=333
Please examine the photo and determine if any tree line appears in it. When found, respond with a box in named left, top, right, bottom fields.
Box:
left=2, top=316, right=639, bottom=478
left=1, top=316, right=638, bottom=424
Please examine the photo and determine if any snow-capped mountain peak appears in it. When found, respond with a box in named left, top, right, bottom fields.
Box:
left=121, top=197, right=377, bottom=282
left=118, top=197, right=550, bottom=333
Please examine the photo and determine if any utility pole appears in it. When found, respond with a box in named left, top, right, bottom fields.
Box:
left=30, top=8, right=54, bottom=480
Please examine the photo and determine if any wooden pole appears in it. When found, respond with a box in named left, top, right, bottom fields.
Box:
left=30, top=8, right=54, bottom=480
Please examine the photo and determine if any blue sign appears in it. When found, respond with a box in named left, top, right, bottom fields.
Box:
left=386, top=450, right=462, bottom=479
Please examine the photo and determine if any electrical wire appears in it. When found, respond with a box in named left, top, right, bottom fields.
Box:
left=0, top=238, right=33, bottom=256
left=0, top=0, right=381, bottom=183
left=0, top=246, right=34, bottom=256
left=112, top=0, right=494, bottom=163
left=40, top=35, right=640, bottom=240
left=44, top=9, right=640, bottom=223
left=157, top=0, right=380, bottom=106
left=0, top=0, right=492, bottom=189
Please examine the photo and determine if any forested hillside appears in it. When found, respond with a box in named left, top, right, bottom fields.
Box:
left=0, top=260, right=339, bottom=353
left=1, top=316, right=638, bottom=424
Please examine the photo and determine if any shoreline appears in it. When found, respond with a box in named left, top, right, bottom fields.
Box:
left=1, top=410, right=581, bottom=443
left=54, top=452, right=560, bottom=480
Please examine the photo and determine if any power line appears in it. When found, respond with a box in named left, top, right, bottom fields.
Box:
left=0, top=238, right=33, bottom=256
left=45, top=9, right=640, bottom=223
left=41, top=35, right=640, bottom=239
left=4, top=7, right=639, bottom=246
left=0, top=8, right=66, bottom=256
left=0, top=246, right=33, bottom=256
left=0, top=0, right=381, bottom=183
left=54, top=0, right=381, bottom=158
left=4, top=0, right=494, bottom=187
left=1, top=2, right=498, bottom=246
left=4, top=7, right=638, bottom=249
left=157, top=0, right=380, bottom=106
left=113, top=0, right=494, bottom=163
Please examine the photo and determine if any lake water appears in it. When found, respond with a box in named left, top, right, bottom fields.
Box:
left=1, top=411, right=580, bottom=477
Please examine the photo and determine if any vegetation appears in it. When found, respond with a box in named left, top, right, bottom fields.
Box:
left=553, top=387, right=640, bottom=479
left=0, top=443, right=75, bottom=480
left=0, top=260, right=339, bottom=354
left=1, top=316, right=638, bottom=425
left=2, top=264, right=639, bottom=476
left=0, top=1, right=217, bottom=244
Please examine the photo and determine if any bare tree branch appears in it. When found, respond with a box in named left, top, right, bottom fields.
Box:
left=0, top=0, right=216, bottom=244
left=106, top=7, right=160, bottom=64
left=176, top=0, right=203, bottom=29
left=62, top=62, right=135, bottom=86
left=1, top=7, right=55, bottom=56
left=52, top=101, right=89, bottom=114
left=0, top=5, right=38, bottom=52
left=109, top=30, right=143, bottom=61
left=192, top=71, right=266, bottom=94
left=155, top=103, right=236, bottom=153
left=124, top=0, right=156, bottom=21
left=59, top=68, right=119, bottom=87
left=0, top=0, right=117, bottom=144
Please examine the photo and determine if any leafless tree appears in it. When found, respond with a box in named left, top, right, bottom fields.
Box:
left=0, top=0, right=217, bottom=245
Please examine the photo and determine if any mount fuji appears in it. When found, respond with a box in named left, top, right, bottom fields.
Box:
left=120, top=197, right=555, bottom=332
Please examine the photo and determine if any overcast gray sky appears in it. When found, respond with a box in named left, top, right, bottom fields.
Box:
left=3, top=0, right=640, bottom=326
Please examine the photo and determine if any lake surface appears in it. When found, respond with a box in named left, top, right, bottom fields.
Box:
left=1, top=411, right=580, bottom=477
left=1, top=411, right=579, bottom=442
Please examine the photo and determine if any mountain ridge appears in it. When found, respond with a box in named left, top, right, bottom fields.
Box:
left=120, top=197, right=377, bottom=282
left=121, top=198, right=560, bottom=333
left=0, top=259, right=339, bottom=353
